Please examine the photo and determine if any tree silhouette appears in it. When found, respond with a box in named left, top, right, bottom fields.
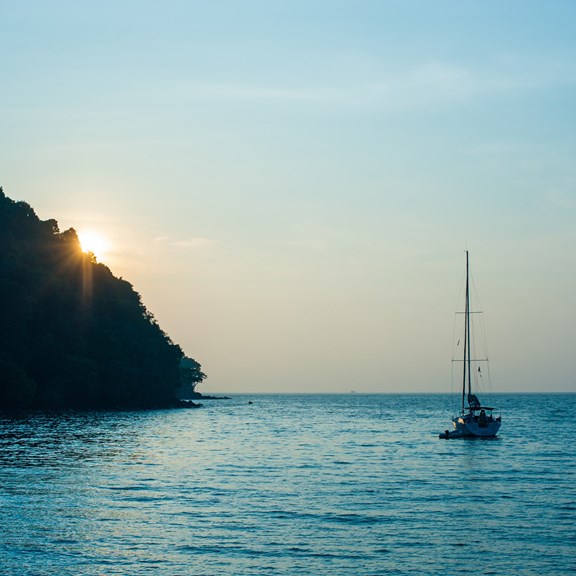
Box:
left=0, top=187, right=206, bottom=408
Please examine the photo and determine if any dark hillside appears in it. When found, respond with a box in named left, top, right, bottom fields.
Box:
left=0, top=188, right=205, bottom=408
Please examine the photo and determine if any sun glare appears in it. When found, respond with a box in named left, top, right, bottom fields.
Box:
left=79, top=231, right=111, bottom=261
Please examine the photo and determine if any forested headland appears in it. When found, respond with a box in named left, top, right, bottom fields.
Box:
left=0, top=188, right=205, bottom=409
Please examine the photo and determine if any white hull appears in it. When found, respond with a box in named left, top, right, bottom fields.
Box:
left=453, top=414, right=501, bottom=437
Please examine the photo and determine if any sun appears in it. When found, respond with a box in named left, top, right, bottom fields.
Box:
left=78, top=231, right=111, bottom=261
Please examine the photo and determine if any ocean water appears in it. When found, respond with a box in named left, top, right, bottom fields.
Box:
left=1, top=393, right=575, bottom=576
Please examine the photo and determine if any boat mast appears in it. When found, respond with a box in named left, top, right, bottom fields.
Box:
left=461, top=250, right=471, bottom=413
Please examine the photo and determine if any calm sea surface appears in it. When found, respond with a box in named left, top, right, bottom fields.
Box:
left=1, top=394, right=575, bottom=575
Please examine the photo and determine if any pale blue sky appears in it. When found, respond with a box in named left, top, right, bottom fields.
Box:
left=1, top=0, right=575, bottom=392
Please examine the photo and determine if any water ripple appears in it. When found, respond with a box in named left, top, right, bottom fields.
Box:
left=1, top=394, right=575, bottom=575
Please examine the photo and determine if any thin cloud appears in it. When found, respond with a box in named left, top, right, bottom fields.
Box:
left=177, top=58, right=575, bottom=110
left=153, top=235, right=217, bottom=250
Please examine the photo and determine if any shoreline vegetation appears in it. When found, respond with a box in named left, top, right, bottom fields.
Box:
left=0, top=188, right=208, bottom=410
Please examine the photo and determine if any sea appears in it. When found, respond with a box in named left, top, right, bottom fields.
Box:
left=1, top=393, right=575, bottom=576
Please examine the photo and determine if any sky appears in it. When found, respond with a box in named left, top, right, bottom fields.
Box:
left=1, top=0, right=575, bottom=393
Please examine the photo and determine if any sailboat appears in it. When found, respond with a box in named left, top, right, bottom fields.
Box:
left=440, top=251, right=501, bottom=439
